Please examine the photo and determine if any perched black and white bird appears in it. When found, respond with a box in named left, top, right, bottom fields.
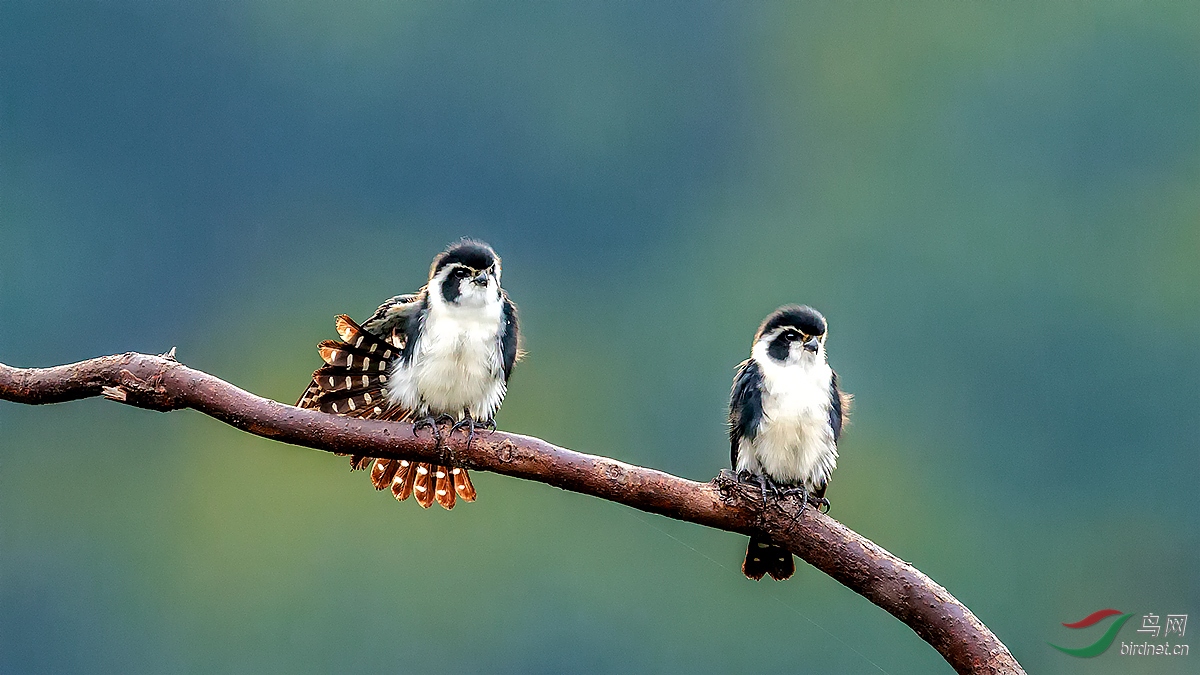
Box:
left=729, top=305, right=850, bottom=581
left=297, top=239, right=520, bottom=510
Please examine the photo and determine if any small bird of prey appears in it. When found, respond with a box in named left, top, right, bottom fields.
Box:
left=729, top=305, right=850, bottom=580
left=297, top=239, right=520, bottom=510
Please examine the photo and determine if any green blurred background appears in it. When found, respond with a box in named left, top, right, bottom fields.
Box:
left=2, top=2, right=1198, bottom=673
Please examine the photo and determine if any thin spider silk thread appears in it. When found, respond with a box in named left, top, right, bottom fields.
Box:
left=624, top=508, right=890, bottom=675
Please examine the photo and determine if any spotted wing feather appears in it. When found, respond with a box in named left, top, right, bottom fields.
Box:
left=452, top=466, right=476, bottom=502
left=297, top=309, right=479, bottom=511
left=392, top=461, right=417, bottom=501
left=297, top=315, right=399, bottom=416
left=433, top=466, right=457, bottom=509
left=370, top=457, right=401, bottom=488
left=413, top=463, right=436, bottom=508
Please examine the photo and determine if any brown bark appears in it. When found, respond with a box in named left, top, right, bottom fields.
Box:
left=0, top=352, right=1025, bottom=674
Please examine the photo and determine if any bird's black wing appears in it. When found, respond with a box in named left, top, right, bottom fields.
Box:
left=499, top=292, right=520, bottom=380
left=729, top=359, right=765, bottom=469
left=361, top=292, right=424, bottom=345
left=829, top=369, right=850, bottom=442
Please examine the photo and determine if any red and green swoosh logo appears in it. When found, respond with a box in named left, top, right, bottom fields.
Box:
left=1049, top=609, right=1135, bottom=657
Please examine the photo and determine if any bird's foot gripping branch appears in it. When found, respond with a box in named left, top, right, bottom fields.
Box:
left=0, top=352, right=1026, bottom=675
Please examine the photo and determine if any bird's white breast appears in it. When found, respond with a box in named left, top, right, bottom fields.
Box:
left=388, top=300, right=506, bottom=420
left=737, top=351, right=838, bottom=489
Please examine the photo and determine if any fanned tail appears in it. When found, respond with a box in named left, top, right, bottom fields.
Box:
left=296, top=315, right=398, bottom=417
left=361, top=458, right=475, bottom=510
left=296, top=314, right=405, bottom=470
left=742, top=535, right=795, bottom=581
left=297, top=313, right=478, bottom=510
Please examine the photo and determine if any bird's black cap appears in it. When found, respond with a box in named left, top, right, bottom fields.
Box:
left=430, top=239, right=499, bottom=278
left=756, top=305, right=828, bottom=340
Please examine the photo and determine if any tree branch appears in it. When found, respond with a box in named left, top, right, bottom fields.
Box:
left=0, top=352, right=1024, bottom=675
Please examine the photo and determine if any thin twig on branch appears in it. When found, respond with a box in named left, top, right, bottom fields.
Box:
left=0, top=352, right=1025, bottom=675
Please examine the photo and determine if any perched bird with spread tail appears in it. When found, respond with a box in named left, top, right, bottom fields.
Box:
left=297, top=239, right=520, bottom=510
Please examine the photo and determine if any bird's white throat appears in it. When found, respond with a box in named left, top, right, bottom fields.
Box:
left=387, top=294, right=506, bottom=420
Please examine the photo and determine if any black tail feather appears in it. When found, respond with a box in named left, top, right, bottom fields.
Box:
left=743, top=535, right=795, bottom=581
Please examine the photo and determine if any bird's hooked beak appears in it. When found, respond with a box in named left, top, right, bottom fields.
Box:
left=802, top=337, right=820, bottom=353
left=471, top=271, right=490, bottom=287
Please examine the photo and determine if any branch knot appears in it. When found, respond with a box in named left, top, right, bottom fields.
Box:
left=106, top=360, right=183, bottom=412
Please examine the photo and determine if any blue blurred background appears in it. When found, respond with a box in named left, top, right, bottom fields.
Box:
left=2, top=2, right=1198, bottom=673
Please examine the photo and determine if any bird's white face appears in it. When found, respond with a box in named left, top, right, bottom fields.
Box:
left=756, top=326, right=826, bottom=367
left=434, top=263, right=501, bottom=310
